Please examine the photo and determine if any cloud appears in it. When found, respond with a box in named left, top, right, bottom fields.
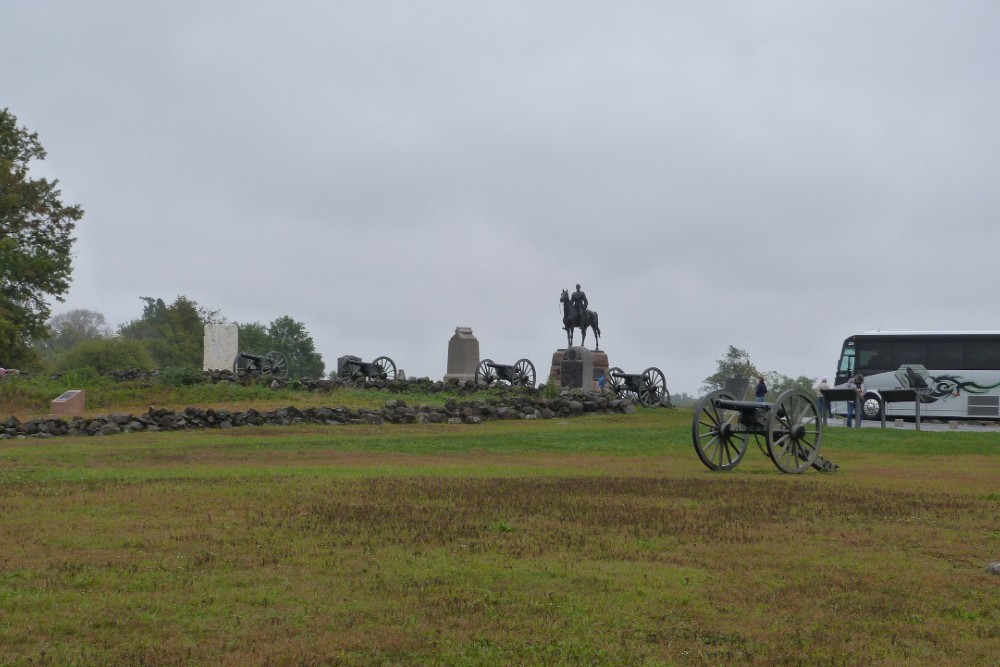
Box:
left=5, top=1, right=1000, bottom=393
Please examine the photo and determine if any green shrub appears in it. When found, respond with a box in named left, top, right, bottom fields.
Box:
left=156, top=366, right=207, bottom=387
left=58, top=338, right=155, bottom=373
left=542, top=374, right=560, bottom=399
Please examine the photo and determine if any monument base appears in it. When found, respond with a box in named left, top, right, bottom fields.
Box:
left=548, top=347, right=609, bottom=392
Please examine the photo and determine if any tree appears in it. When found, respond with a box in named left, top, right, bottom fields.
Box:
left=701, top=345, right=759, bottom=396
left=234, top=321, right=270, bottom=357
left=765, top=373, right=817, bottom=397
left=0, top=109, right=84, bottom=368
left=266, top=316, right=325, bottom=379
left=119, top=296, right=219, bottom=368
left=235, top=316, right=325, bottom=379
left=39, top=309, right=111, bottom=359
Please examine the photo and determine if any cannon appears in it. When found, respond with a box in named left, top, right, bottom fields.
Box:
left=692, top=389, right=838, bottom=474
left=338, top=355, right=397, bottom=382
left=605, top=366, right=670, bottom=407
left=475, top=358, right=536, bottom=388
left=233, top=350, right=289, bottom=380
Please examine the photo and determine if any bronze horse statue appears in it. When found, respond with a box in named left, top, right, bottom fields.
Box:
left=560, top=289, right=601, bottom=350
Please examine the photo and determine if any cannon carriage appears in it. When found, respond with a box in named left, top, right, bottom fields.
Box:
left=233, top=350, right=289, bottom=380
left=605, top=366, right=670, bottom=407
left=338, top=355, right=398, bottom=382
left=692, top=389, right=838, bottom=473
left=475, top=358, right=537, bottom=388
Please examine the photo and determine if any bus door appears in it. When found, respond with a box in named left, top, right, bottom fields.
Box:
left=836, top=344, right=855, bottom=385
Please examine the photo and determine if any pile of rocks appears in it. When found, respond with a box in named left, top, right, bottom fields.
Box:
left=1, top=392, right=636, bottom=439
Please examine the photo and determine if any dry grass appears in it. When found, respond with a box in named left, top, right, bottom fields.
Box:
left=0, top=410, right=998, bottom=666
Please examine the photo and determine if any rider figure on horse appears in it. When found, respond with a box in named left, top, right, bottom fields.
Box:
left=570, top=284, right=588, bottom=325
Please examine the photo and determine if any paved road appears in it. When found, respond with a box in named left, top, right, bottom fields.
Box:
left=824, top=417, right=1000, bottom=432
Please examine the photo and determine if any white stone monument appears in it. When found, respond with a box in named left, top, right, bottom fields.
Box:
left=444, top=326, right=480, bottom=383
left=203, top=323, right=239, bottom=371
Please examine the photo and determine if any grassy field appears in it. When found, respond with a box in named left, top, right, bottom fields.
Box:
left=1, top=406, right=999, bottom=666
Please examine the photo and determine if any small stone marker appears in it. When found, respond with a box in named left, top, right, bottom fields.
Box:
left=50, top=389, right=85, bottom=417
left=988, top=562, right=1000, bottom=576
left=444, top=326, right=479, bottom=383
left=203, top=323, right=239, bottom=371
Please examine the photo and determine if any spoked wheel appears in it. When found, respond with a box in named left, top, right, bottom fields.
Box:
left=261, top=351, right=289, bottom=379
left=475, top=359, right=498, bottom=386
left=639, top=367, right=667, bottom=407
left=370, top=356, right=397, bottom=381
left=233, top=354, right=254, bottom=375
left=512, top=359, right=536, bottom=388
left=339, top=359, right=363, bottom=382
left=692, top=389, right=749, bottom=471
left=766, top=389, right=822, bottom=474
left=605, top=367, right=627, bottom=398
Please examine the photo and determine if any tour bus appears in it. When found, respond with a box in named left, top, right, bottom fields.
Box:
left=835, top=331, right=1000, bottom=420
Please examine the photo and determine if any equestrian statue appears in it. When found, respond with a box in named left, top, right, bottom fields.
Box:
left=560, top=284, right=601, bottom=350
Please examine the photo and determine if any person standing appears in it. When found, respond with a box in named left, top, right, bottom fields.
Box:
left=846, top=374, right=865, bottom=427
left=816, top=377, right=832, bottom=418
left=755, top=376, right=767, bottom=403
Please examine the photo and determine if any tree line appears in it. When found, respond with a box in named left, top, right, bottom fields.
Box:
left=36, top=298, right=326, bottom=379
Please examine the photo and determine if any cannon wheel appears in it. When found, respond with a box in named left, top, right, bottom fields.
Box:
left=233, top=353, right=254, bottom=375
left=692, top=389, right=749, bottom=471
left=606, top=367, right=634, bottom=400
left=370, top=356, right=397, bottom=381
left=261, top=351, right=289, bottom=379
left=512, top=359, right=536, bottom=388
left=639, top=367, right=667, bottom=407
left=339, top=358, right=363, bottom=382
left=475, top=359, right=498, bottom=386
left=766, top=389, right=822, bottom=474
left=604, top=367, right=622, bottom=397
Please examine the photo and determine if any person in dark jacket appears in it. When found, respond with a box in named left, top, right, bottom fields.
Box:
left=755, top=376, right=767, bottom=402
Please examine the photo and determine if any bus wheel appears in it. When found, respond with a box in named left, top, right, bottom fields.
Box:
left=862, top=394, right=883, bottom=421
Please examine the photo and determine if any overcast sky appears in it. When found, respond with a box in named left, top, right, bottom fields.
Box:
left=5, top=2, right=1000, bottom=395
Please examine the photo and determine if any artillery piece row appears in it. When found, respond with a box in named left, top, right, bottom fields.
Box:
left=231, top=347, right=674, bottom=408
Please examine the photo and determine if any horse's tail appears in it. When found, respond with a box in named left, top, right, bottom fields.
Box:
left=591, top=311, right=600, bottom=336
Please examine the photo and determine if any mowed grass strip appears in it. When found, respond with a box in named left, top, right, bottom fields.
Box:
left=1, top=408, right=998, bottom=666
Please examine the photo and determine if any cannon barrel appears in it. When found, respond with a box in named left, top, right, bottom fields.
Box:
left=713, top=398, right=771, bottom=413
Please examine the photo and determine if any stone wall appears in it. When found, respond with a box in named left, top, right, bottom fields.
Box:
left=1, top=392, right=637, bottom=440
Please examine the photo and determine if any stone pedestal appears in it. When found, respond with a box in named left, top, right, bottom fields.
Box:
left=444, top=326, right=480, bottom=382
left=203, top=323, right=239, bottom=371
left=50, top=390, right=85, bottom=417
left=549, top=347, right=609, bottom=392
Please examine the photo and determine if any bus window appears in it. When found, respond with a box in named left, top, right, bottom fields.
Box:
left=927, top=339, right=963, bottom=370
left=838, top=347, right=854, bottom=377
left=857, top=341, right=895, bottom=372
left=966, top=341, right=1000, bottom=370
left=895, top=341, right=926, bottom=368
